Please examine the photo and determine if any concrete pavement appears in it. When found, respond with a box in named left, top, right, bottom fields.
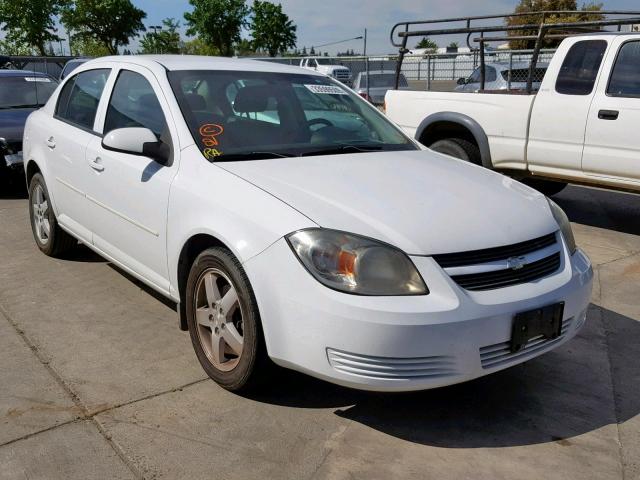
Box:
left=0, top=185, right=639, bottom=480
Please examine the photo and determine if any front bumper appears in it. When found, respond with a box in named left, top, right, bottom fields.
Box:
left=244, top=238, right=593, bottom=392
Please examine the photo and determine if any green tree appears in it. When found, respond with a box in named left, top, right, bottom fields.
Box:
left=415, top=37, right=437, bottom=51
left=0, top=37, right=37, bottom=55
left=0, top=0, right=65, bottom=56
left=507, top=0, right=603, bottom=49
left=184, top=0, right=248, bottom=57
left=447, top=41, right=459, bottom=49
left=140, top=18, right=181, bottom=54
left=235, top=38, right=257, bottom=56
left=69, top=35, right=111, bottom=56
left=249, top=1, right=296, bottom=57
left=61, top=0, right=146, bottom=55
left=181, top=37, right=220, bottom=56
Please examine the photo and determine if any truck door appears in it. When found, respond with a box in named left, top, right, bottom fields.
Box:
left=527, top=39, right=608, bottom=175
left=582, top=38, right=640, bottom=184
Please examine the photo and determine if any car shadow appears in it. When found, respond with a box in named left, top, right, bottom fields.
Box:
left=0, top=178, right=28, bottom=199
left=554, top=185, right=640, bottom=236
left=58, top=243, right=109, bottom=263
left=245, top=305, right=639, bottom=449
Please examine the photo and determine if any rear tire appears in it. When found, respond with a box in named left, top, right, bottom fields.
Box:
left=28, top=173, right=77, bottom=257
left=522, top=178, right=568, bottom=196
left=429, top=138, right=482, bottom=165
left=185, top=247, right=270, bottom=392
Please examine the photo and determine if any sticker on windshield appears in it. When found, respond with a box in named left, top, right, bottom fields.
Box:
left=199, top=123, right=224, bottom=146
left=24, top=77, right=51, bottom=82
left=304, top=84, right=347, bottom=95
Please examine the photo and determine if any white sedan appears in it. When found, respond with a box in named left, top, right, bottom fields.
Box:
left=23, top=56, right=593, bottom=392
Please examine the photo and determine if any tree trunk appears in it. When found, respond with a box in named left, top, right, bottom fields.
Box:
left=37, top=42, right=47, bottom=56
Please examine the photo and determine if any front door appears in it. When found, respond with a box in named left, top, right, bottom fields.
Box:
left=84, top=66, right=178, bottom=293
left=582, top=38, right=640, bottom=185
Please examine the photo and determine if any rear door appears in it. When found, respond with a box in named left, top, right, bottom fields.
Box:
left=527, top=39, right=608, bottom=175
left=582, top=38, right=640, bottom=184
left=47, top=68, right=111, bottom=242
left=83, top=65, right=178, bottom=293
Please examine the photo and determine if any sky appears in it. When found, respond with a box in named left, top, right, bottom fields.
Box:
left=132, top=0, right=640, bottom=55
left=10, top=0, right=640, bottom=56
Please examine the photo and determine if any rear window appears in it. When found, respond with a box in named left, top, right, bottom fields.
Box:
left=55, top=69, right=110, bottom=131
left=607, top=41, right=640, bottom=98
left=555, top=40, right=607, bottom=95
left=0, top=75, right=58, bottom=109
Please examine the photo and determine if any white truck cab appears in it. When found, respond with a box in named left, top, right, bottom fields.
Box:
left=386, top=31, right=640, bottom=195
left=299, top=57, right=352, bottom=85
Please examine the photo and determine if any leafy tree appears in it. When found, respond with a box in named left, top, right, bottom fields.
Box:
left=0, top=37, right=37, bottom=55
left=301, top=46, right=307, bottom=55
left=249, top=1, right=296, bottom=57
left=507, top=0, right=603, bottom=49
left=309, top=46, right=315, bottom=55
left=415, top=37, right=437, bottom=51
left=70, top=35, right=111, bottom=56
left=235, top=38, right=257, bottom=56
left=447, top=41, right=459, bottom=49
left=181, top=37, right=220, bottom=56
left=140, top=18, right=181, bottom=54
left=61, top=0, right=146, bottom=55
left=0, top=0, right=65, bottom=56
left=184, top=0, right=249, bottom=57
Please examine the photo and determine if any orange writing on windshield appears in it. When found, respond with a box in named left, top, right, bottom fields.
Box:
left=199, top=123, right=224, bottom=147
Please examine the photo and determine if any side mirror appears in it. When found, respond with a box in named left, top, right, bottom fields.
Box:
left=102, top=127, right=170, bottom=165
left=457, top=77, right=467, bottom=85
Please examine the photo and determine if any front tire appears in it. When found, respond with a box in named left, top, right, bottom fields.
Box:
left=28, top=173, right=77, bottom=257
left=185, top=247, right=269, bottom=392
left=429, top=138, right=482, bottom=165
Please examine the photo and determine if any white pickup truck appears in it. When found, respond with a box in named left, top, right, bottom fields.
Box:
left=386, top=33, right=640, bottom=195
left=299, top=57, right=352, bottom=85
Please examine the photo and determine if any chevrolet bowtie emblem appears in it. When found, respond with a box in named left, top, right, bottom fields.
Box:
left=507, top=256, right=527, bottom=271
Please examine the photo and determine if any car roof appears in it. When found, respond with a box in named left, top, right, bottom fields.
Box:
left=0, top=69, right=51, bottom=77
left=83, top=55, right=324, bottom=76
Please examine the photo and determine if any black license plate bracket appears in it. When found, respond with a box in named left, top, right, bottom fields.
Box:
left=510, top=302, right=564, bottom=353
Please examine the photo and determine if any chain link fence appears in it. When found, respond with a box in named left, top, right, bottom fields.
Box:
left=250, top=49, right=556, bottom=92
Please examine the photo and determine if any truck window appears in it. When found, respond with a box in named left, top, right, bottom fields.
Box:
left=607, top=41, right=640, bottom=98
left=555, top=40, right=607, bottom=96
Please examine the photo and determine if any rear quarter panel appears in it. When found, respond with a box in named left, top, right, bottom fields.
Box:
left=385, top=90, right=535, bottom=170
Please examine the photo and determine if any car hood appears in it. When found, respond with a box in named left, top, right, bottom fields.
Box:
left=0, top=108, right=34, bottom=143
left=220, top=150, right=558, bottom=255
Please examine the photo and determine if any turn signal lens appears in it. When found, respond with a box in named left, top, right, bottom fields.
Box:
left=286, top=229, right=428, bottom=296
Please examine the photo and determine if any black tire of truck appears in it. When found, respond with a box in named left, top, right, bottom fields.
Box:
left=521, top=178, right=568, bottom=196
left=429, top=138, right=482, bottom=166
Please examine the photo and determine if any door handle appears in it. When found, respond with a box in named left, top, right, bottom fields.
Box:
left=89, top=157, right=104, bottom=172
left=598, top=109, right=619, bottom=120
left=46, top=137, right=56, bottom=149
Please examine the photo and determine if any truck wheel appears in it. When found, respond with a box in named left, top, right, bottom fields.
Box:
left=28, top=173, right=77, bottom=257
left=522, top=178, right=567, bottom=196
left=185, top=247, right=270, bottom=392
left=429, top=138, right=482, bottom=166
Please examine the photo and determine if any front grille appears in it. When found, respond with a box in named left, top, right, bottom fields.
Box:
left=450, top=252, right=561, bottom=291
left=327, top=348, right=458, bottom=381
left=480, top=317, right=572, bottom=369
left=433, top=232, right=557, bottom=268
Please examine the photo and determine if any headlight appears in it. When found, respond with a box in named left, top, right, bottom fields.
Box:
left=286, top=229, right=428, bottom=296
left=547, top=198, right=577, bottom=254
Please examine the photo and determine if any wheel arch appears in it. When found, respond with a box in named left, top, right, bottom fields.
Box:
left=25, top=159, right=42, bottom=187
left=415, top=112, right=493, bottom=169
left=176, top=233, right=230, bottom=331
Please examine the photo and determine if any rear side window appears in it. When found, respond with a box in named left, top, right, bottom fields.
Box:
left=104, top=70, right=167, bottom=137
left=55, top=69, right=110, bottom=130
left=607, top=41, right=640, bottom=98
left=555, top=40, right=607, bottom=95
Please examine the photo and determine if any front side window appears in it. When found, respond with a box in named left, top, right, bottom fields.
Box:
left=0, top=75, right=58, bottom=110
left=55, top=69, right=110, bottom=130
left=104, top=70, right=167, bottom=137
left=607, top=41, right=640, bottom=98
left=555, top=40, right=607, bottom=95
left=169, top=70, right=415, bottom=161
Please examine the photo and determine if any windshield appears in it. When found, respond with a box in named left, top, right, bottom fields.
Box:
left=168, top=70, right=416, bottom=161
left=0, top=75, right=58, bottom=109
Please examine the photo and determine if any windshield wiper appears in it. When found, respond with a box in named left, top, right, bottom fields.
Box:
left=301, top=144, right=384, bottom=157
left=212, top=151, right=296, bottom=162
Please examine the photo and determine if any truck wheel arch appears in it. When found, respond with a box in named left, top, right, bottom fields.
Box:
left=415, top=112, right=493, bottom=169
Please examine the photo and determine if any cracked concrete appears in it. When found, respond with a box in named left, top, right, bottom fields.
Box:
left=1, top=185, right=639, bottom=480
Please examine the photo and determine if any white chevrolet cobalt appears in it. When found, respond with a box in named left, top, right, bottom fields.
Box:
left=23, top=56, right=593, bottom=392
